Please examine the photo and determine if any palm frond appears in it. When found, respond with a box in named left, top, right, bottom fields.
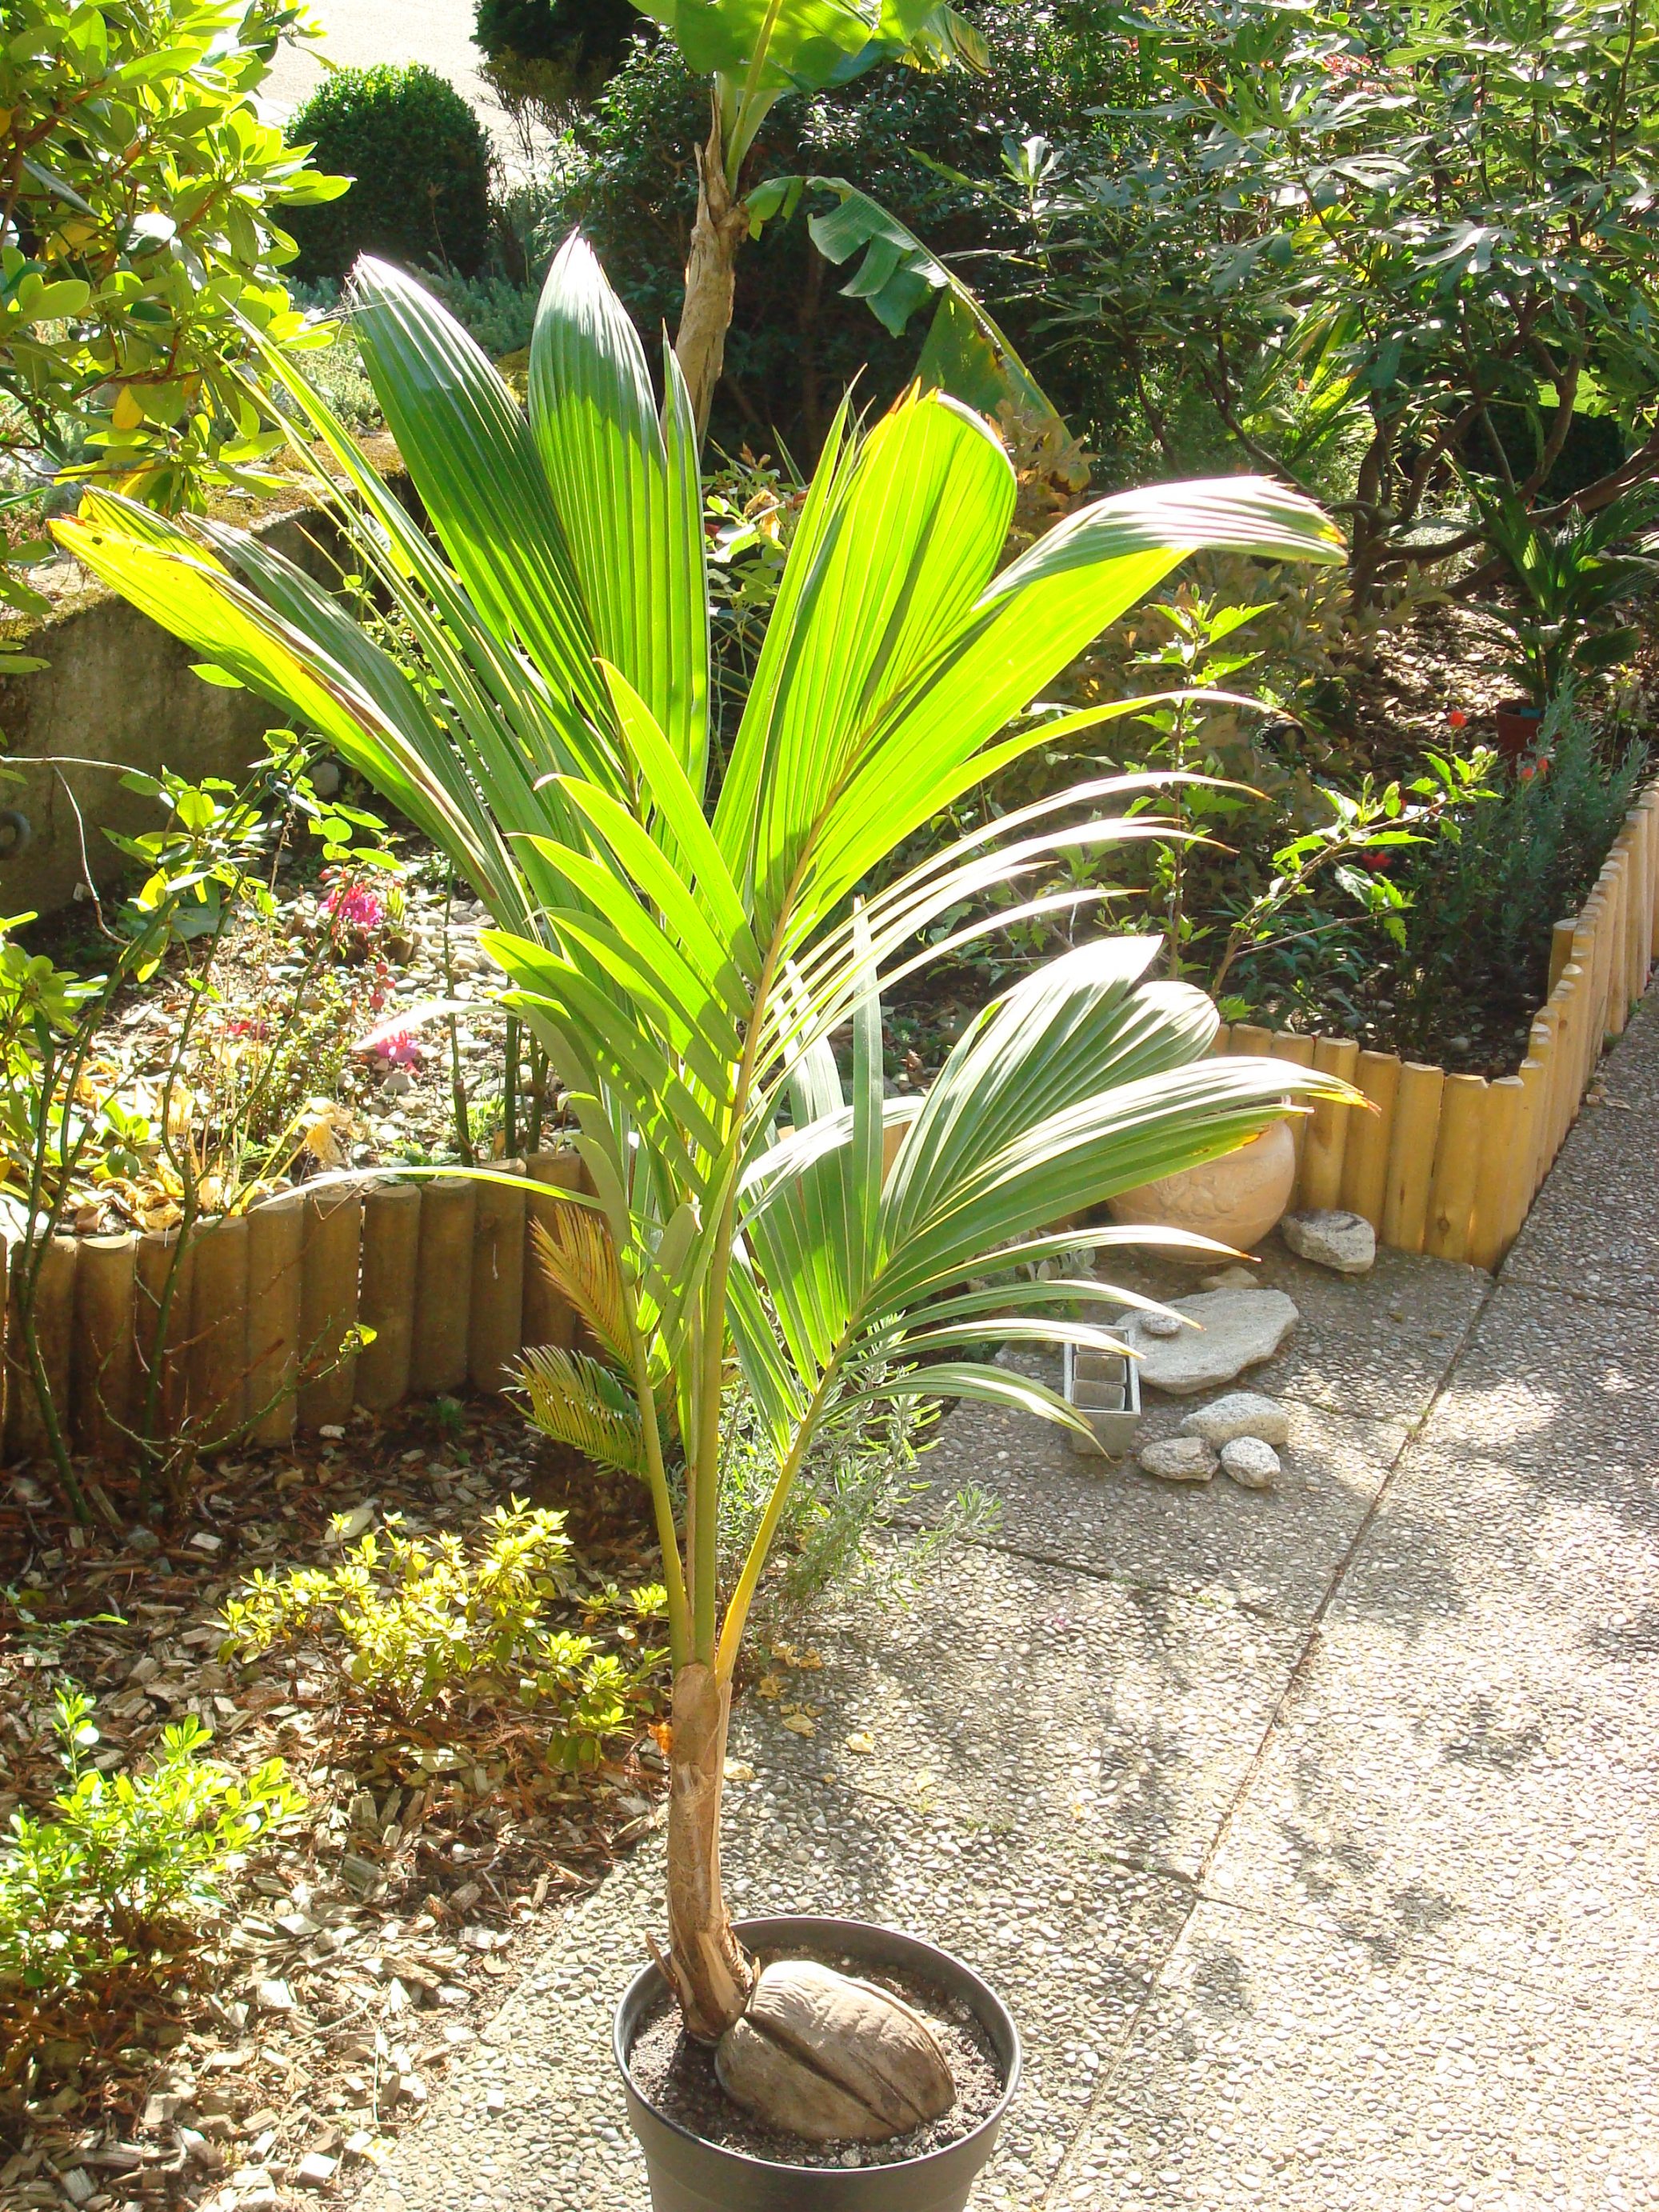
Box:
left=530, top=1208, right=633, bottom=1366
left=515, top=1343, right=645, bottom=1475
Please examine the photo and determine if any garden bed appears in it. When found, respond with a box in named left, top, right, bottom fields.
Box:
left=0, top=1399, right=669, bottom=2207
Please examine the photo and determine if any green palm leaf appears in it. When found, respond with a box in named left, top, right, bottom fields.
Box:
left=57, top=234, right=1356, bottom=1734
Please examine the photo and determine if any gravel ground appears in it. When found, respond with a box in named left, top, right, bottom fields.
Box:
left=342, top=991, right=1659, bottom=2209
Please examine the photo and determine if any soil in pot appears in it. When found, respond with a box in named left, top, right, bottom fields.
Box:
left=627, top=1942, right=1005, bottom=2170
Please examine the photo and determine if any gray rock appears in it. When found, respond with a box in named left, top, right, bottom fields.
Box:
left=126, top=1524, right=160, bottom=1555
left=1137, top=1436, right=1219, bottom=1484
left=1180, top=1391, right=1290, bottom=1448
left=1281, top=1207, right=1377, bottom=1274
left=1117, top=1289, right=1300, bottom=1396
left=1220, top=1436, right=1281, bottom=1489
left=1141, top=1309, right=1185, bottom=1338
left=715, top=1961, right=956, bottom=2143
left=1200, top=1265, right=1259, bottom=1291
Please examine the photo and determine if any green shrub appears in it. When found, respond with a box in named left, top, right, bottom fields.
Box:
left=561, top=2, right=1135, bottom=458
left=219, top=1500, right=666, bottom=1767
left=285, top=65, right=493, bottom=286
left=474, top=0, right=639, bottom=88
left=0, top=1690, right=303, bottom=1998
left=0, top=0, right=346, bottom=654
left=1397, top=696, right=1648, bottom=1048
left=718, top=1378, right=997, bottom=1627
left=425, top=272, right=542, bottom=359
left=1001, top=0, right=1659, bottom=596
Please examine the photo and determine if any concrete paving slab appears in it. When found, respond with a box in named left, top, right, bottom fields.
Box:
left=1502, top=1097, right=1659, bottom=1311
left=1330, top=1436, right=1659, bottom=1644
left=1081, top=1240, right=1487, bottom=1423
left=1201, top=1414, right=1659, bottom=2005
left=731, top=1542, right=1305, bottom=1881
left=358, top=1794, right=1195, bottom=2212
left=1204, top=1614, right=1659, bottom=2006
left=1577, top=986, right=1659, bottom=1106
left=920, top=1377, right=1405, bottom=1622
left=1419, top=1281, right=1659, bottom=1491
left=1049, top=1902, right=1659, bottom=2211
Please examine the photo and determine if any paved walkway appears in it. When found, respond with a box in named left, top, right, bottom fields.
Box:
left=261, top=0, right=512, bottom=148
left=362, top=999, right=1659, bottom=2212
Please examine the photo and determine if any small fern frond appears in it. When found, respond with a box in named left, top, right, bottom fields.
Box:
left=530, top=1210, right=631, bottom=1364
left=515, top=1343, right=645, bottom=1475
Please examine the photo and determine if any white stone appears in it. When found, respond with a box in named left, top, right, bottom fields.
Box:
left=294, top=2154, right=337, bottom=2190
left=1141, top=1309, right=1184, bottom=1338
left=1137, top=1436, right=1218, bottom=1483
left=1281, top=1207, right=1376, bottom=1274
left=254, top=1979, right=293, bottom=2014
left=1180, top=1391, right=1290, bottom=1448
left=1221, top=1436, right=1281, bottom=1489
left=1116, top=1289, right=1299, bottom=1396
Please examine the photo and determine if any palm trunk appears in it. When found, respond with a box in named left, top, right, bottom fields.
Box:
left=662, top=1660, right=754, bottom=2041
left=674, top=105, right=749, bottom=443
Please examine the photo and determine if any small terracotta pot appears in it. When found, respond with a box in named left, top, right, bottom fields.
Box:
left=1492, top=701, right=1544, bottom=762
left=1105, top=1119, right=1297, bottom=1256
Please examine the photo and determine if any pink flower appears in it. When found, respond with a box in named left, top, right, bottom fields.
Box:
left=322, top=881, right=385, bottom=932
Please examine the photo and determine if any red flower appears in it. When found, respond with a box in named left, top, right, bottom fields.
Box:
left=1446, top=709, right=1468, bottom=729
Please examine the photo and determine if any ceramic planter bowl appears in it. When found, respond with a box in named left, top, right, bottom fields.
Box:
left=614, top=1915, right=1021, bottom=2212
left=1105, top=1117, right=1297, bottom=1255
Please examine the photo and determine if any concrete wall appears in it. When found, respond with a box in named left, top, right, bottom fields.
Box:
left=0, top=493, right=377, bottom=921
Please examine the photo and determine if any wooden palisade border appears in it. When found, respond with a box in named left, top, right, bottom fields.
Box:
left=5, top=776, right=1657, bottom=1462
left=1215, top=770, right=1659, bottom=1271
left=0, top=1152, right=587, bottom=1466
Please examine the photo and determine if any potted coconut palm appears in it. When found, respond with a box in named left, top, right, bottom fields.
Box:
left=59, top=237, right=1349, bottom=2208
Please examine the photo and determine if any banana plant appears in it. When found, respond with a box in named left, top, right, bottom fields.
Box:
left=633, top=0, right=989, bottom=433
left=55, top=236, right=1351, bottom=2081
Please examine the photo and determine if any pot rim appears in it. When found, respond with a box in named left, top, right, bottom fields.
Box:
left=612, top=1912, right=1022, bottom=2183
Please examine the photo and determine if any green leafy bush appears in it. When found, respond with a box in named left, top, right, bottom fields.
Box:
left=220, top=1501, right=666, bottom=1766
left=425, top=272, right=542, bottom=360
left=0, top=0, right=346, bottom=656
left=284, top=65, right=494, bottom=286
left=474, top=0, right=640, bottom=106
left=718, top=1378, right=997, bottom=1625
left=0, top=1689, right=303, bottom=1997
left=1397, top=694, right=1648, bottom=1049
left=1002, top=0, right=1659, bottom=596
left=562, top=2, right=1133, bottom=455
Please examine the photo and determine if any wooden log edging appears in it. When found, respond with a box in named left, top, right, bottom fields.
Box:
left=7, top=778, right=1659, bottom=1462
left=1, top=1153, right=594, bottom=1464
left=1214, top=770, right=1659, bottom=1269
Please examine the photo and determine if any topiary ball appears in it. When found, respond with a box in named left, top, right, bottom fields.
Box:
left=284, top=63, right=493, bottom=286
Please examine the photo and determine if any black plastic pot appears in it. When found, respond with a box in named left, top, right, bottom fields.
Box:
left=614, top=1915, right=1021, bottom=2212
